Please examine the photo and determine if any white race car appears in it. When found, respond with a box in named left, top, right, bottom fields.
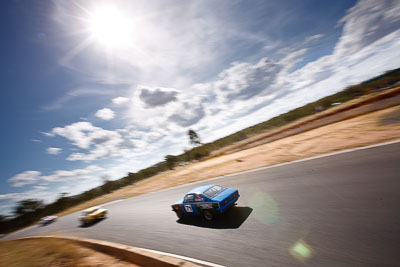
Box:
left=39, top=215, right=58, bottom=226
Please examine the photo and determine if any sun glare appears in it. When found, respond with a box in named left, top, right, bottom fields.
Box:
left=89, top=6, right=132, bottom=48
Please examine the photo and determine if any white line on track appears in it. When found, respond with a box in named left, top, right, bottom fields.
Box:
left=219, top=138, right=400, bottom=178
left=101, top=199, right=124, bottom=207
left=139, top=247, right=226, bottom=267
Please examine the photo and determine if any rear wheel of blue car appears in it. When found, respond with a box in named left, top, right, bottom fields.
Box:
left=203, top=210, right=214, bottom=221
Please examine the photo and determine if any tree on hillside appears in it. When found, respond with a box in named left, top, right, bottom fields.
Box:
left=52, top=192, right=71, bottom=211
left=101, top=174, right=113, bottom=193
left=0, top=215, right=9, bottom=234
left=165, top=155, right=178, bottom=170
left=13, top=199, right=44, bottom=216
left=188, top=129, right=201, bottom=146
left=183, top=148, right=192, bottom=162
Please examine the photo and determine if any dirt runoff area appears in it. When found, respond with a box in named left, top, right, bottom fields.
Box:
left=0, top=238, right=138, bottom=267
left=59, top=104, right=400, bottom=216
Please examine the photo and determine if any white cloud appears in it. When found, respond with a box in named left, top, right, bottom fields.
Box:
left=8, top=165, right=104, bottom=188
left=138, top=87, right=180, bottom=108
left=0, top=186, right=54, bottom=212
left=0, top=181, right=94, bottom=215
left=95, top=108, right=115, bottom=120
left=112, top=96, right=130, bottom=105
left=116, top=47, right=307, bottom=134
left=41, top=165, right=103, bottom=182
left=0, top=192, right=21, bottom=201
left=51, top=121, right=138, bottom=161
left=335, top=0, right=400, bottom=58
left=33, top=185, right=48, bottom=191
left=214, top=58, right=282, bottom=102
left=41, top=131, right=55, bottom=137
left=304, top=34, right=324, bottom=44
left=168, top=99, right=205, bottom=127
left=32, top=139, right=42, bottom=143
left=46, top=147, right=62, bottom=155
left=52, top=122, right=96, bottom=149
left=9, top=171, right=41, bottom=187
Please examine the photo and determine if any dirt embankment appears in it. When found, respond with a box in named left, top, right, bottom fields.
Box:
left=0, top=238, right=139, bottom=267
left=215, top=86, right=400, bottom=155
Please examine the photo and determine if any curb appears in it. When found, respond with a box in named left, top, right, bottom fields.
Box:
left=13, top=236, right=199, bottom=267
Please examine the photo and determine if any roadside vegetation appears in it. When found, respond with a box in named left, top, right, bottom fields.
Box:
left=1, top=68, right=399, bottom=234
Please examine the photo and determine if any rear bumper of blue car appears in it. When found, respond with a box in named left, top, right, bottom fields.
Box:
left=218, top=193, right=240, bottom=213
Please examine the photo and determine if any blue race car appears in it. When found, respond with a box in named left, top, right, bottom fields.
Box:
left=171, top=184, right=240, bottom=221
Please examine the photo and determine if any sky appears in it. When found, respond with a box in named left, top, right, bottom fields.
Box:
left=1, top=0, right=400, bottom=215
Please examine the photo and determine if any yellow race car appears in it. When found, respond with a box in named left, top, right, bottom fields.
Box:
left=79, top=206, right=108, bottom=225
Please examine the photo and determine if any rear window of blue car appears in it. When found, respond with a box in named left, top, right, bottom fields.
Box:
left=183, top=194, right=194, bottom=203
left=203, top=185, right=226, bottom=198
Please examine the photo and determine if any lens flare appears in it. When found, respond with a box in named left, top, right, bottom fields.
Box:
left=290, top=240, right=312, bottom=262
left=248, top=191, right=279, bottom=225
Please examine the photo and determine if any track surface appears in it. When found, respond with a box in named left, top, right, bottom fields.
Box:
left=5, top=143, right=400, bottom=266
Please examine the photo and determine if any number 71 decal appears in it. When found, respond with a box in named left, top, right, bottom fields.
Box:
left=184, top=205, right=193, bottom=212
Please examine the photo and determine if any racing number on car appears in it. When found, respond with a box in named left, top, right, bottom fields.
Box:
left=184, top=205, right=193, bottom=212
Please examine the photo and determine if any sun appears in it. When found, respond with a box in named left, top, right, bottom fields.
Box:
left=89, top=6, right=132, bottom=48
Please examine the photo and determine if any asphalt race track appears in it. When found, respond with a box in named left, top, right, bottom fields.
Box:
left=5, top=142, right=400, bottom=267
